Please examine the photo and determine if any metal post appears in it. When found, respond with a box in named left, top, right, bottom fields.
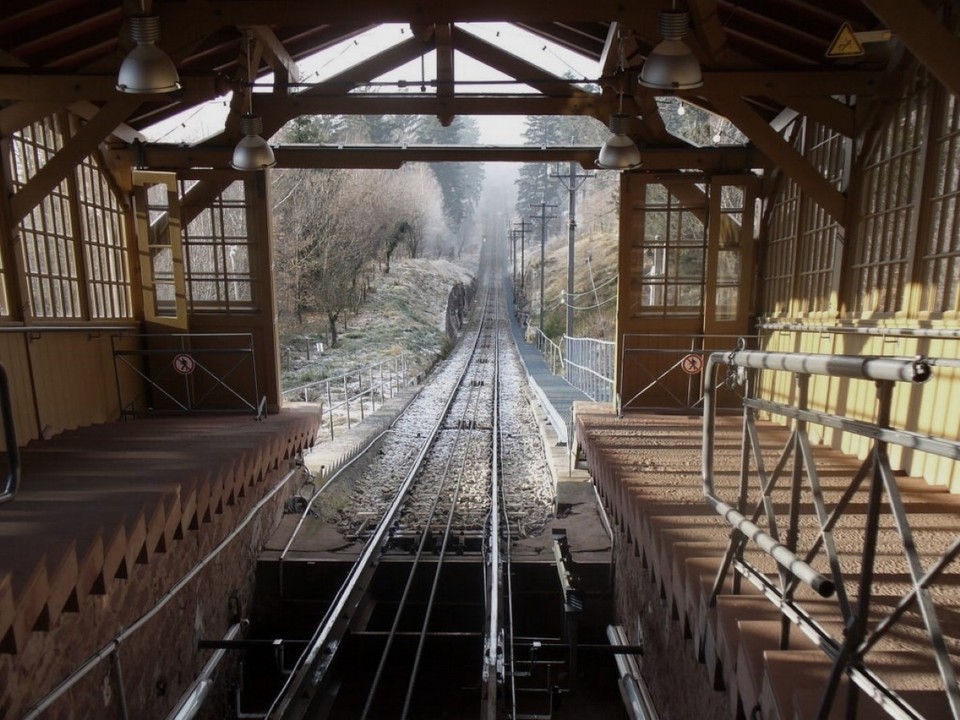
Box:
left=566, top=164, right=576, bottom=337
left=327, top=383, right=334, bottom=440
left=344, top=376, right=351, bottom=428
left=551, top=162, right=592, bottom=338
left=111, top=650, right=130, bottom=720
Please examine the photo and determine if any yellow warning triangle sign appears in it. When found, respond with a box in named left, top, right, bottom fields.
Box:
left=827, top=22, right=865, bottom=58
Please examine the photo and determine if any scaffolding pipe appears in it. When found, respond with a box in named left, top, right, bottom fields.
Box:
left=702, top=351, right=933, bottom=599
left=722, top=350, right=932, bottom=383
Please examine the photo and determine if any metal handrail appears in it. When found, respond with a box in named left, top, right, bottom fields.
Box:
left=532, top=328, right=564, bottom=375
left=701, top=349, right=960, bottom=720
left=281, top=355, right=412, bottom=440
left=619, top=333, right=759, bottom=413
left=0, top=363, right=21, bottom=504
left=563, top=335, right=614, bottom=403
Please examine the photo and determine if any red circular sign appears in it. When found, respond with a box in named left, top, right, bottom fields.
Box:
left=173, top=353, right=196, bottom=375
left=681, top=353, right=703, bottom=375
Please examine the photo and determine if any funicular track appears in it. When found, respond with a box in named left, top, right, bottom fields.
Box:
left=260, top=253, right=560, bottom=720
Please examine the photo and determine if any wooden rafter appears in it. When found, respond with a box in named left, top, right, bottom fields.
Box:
left=435, top=23, right=454, bottom=125
left=9, top=96, right=141, bottom=225
left=155, top=1, right=662, bottom=28
left=686, top=0, right=755, bottom=67
left=115, top=142, right=768, bottom=172
left=766, top=94, right=855, bottom=138
left=708, top=92, right=845, bottom=224
left=241, top=25, right=300, bottom=91
left=451, top=26, right=592, bottom=98
left=863, top=0, right=960, bottom=101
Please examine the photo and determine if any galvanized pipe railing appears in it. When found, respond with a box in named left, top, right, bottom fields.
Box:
left=700, top=349, right=960, bottom=720
left=702, top=351, right=932, bottom=597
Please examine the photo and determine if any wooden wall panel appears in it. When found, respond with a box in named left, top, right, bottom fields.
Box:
left=760, top=328, right=960, bottom=491
left=25, top=332, right=123, bottom=438
left=0, top=334, right=39, bottom=447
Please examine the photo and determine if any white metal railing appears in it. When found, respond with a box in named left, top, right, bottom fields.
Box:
left=563, top=335, right=615, bottom=402
left=282, top=354, right=413, bottom=440
left=703, top=350, right=960, bottom=720
left=532, top=328, right=564, bottom=375
left=530, top=331, right=615, bottom=403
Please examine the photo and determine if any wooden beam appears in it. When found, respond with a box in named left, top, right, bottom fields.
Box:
left=0, top=72, right=230, bottom=103
left=435, top=23, right=454, bottom=125
left=299, top=36, right=431, bottom=97
left=695, top=70, right=883, bottom=98
left=254, top=93, right=608, bottom=121
left=863, top=0, right=960, bottom=101
left=709, top=93, right=845, bottom=224
left=451, top=26, right=593, bottom=98
left=9, top=97, right=141, bottom=225
left=157, top=1, right=659, bottom=28
left=766, top=94, right=855, bottom=137
left=114, top=142, right=768, bottom=172
left=241, top=26, right=300, bottom=89
left=687, top=0, right=751, bottom=66
left=599, top=23, right=621, bottom=77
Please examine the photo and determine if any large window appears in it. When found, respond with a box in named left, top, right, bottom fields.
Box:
left=920, top=89, right=960, bottom=315
left=9, top=113, right=132, bottom=321
left=629, top=183, right=707, bottom=319
left=180, top=180, right=257, bottom=312
left=77, top=155, right=132, bottom=319
left=848, top=71, right=929, bottom=316
left=10, top=115, right=83, bottom=319
left=763, top=175, right=800, bottom=318
left=796, top=123, right=845, bottom=316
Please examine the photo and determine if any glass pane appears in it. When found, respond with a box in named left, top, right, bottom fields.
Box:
left=715, top=286, right=738, bottom=321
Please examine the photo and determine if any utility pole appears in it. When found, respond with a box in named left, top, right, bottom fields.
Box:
left=509, top=227, right=518, bottom=301
left=552, top=162, right=593, bottom=338
left=530, top=201, right=557, bottom=333
left=514, top=219, right=532, bottom=312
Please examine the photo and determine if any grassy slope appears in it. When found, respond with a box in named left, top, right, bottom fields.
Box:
left=281, top=255, right=478, bottom=389
left=520, top=230, right=619, bottom=341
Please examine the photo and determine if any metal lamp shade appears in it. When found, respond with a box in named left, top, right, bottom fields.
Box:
left=597, top=134, right=641, bottom=170
left=231, top=115, right=276, bottom=171
left=639, top=10, right=702, bottom=91
left=116, top=16, right=181, bottom=94
left=639, top=39, right=703, bottom=90
left=596, top=112, right=641, bottom=170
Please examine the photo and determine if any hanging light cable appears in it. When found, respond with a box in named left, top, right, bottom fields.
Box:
left=231, top=34, right=276, bottom=171
left=597, top=30, right=641, bottom=170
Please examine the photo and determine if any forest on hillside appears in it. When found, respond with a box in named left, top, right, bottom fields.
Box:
left=272, top=113, right=485, bottom=349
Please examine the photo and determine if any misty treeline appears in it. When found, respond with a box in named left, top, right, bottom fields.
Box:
left=272, top=114, right=484, bottom=346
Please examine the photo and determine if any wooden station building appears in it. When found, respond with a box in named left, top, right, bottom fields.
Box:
left=1, top=1, right=960, bottom=719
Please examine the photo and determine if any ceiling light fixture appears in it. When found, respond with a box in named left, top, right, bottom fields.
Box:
left=639, top=7, right=702, bottom=90
left=597, top=112, right=641, bottom=170
left=597, top=30, right=641, bottom=171
left=231, top=35, right=276, bottom=172
left=116, top=15, right=181, bottom=94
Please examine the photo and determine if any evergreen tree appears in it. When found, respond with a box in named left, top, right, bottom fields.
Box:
left=415, top=116, right=485, bottom=229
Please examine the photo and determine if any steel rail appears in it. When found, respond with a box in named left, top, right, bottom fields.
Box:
left=363, top=289, right=494, bottom=719
left=482, top=287, right=503, bottom=720
left=400, top=313, right=493, bottom=720
left=265, top=284, right=495, bottom=720
left=499, top=307, right=521, bottom=720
